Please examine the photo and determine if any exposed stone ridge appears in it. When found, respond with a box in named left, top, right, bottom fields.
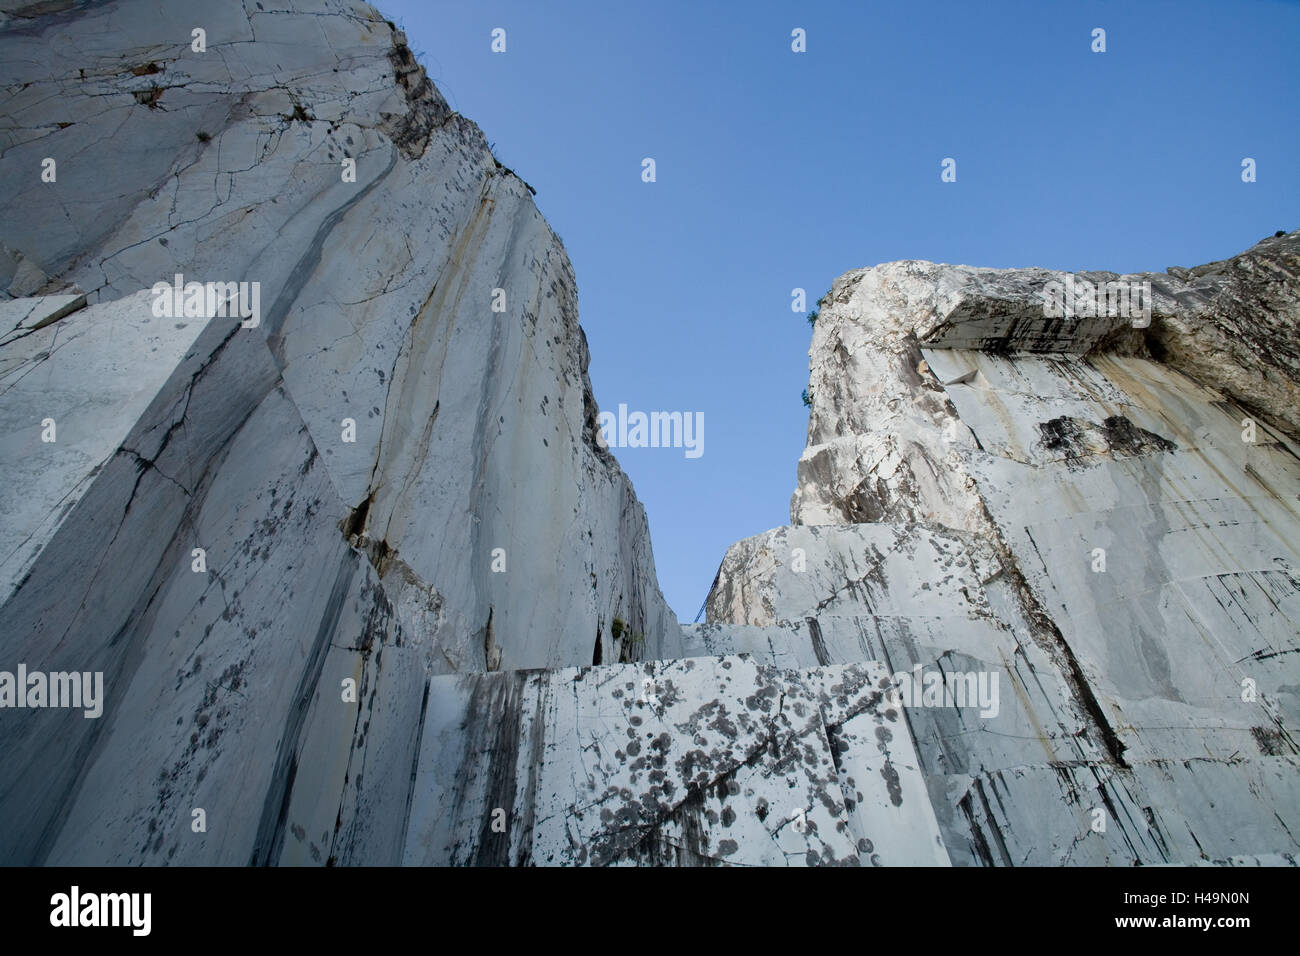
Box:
left=701, top=232, right=1300, bottom=865
left=2, top=0, right=1296, bottom=868
left=791, top=232, right=1299, bottom=528
left=0, top=0, right=680, bottom=864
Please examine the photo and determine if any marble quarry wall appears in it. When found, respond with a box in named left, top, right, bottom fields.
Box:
left=0, top=0, right=681, bottom=865
left=704, top=237, right=1300, bottom=865
left=0, top=0, right=1295, bottom=866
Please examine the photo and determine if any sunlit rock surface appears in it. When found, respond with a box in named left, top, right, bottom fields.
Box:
left=707, top=232, right=1300, bottom=865
left=405, top=655, right=948, bottom=867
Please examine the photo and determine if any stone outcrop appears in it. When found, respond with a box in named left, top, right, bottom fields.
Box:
left=1, top=0, right=1296, bottom=867
left=705, top=232, right=1300, bottom=865
left=0, top=0, right=680, bottom=865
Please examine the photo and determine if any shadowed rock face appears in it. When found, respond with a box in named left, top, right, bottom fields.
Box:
left=0, top=0, right=679, bottom=865
left=1, top=1, right=1296, bottom=868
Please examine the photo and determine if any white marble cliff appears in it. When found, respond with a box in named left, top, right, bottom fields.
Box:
left=0, top=0, right=681, bottom=865
left=698, top=237, right=1300, bottom=864
left=0, top=0, right=1296, bottom=866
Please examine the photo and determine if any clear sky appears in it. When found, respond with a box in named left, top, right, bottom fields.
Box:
left=382, top=0, right=1299, bottom=621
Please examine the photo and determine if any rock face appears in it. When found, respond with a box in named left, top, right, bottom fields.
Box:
left=1, top=0, right=1296, bottom=868
left=405, top=656, right=948, bottom=867
left=0, top=0, right=680, bottom=865
left=706, top=233, right=1300, bottom=865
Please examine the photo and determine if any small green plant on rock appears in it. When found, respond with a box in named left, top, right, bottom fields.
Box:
left=612, top=616, right=645, bottom=663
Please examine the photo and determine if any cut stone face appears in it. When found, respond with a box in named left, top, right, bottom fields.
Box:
left=0, top=0, right=682, bottom=866
left=709, top=234, right=1300, bottom=866
left=0, top=0, right=1296, bottom=868
left=0, top=290, right=207, bottom=605
left=0, top=293, right=85, bottom=344
left=404, top=656, right=949, bottom=867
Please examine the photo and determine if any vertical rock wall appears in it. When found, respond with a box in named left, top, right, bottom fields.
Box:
left=0, top=0, right=680, bottom=865
left=703, top=234, right=1300, bottom=864
left=1, top=0, right=1294, bottom=867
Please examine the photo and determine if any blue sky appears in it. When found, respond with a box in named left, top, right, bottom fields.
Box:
left=384, top=0, right=1299, bottom=620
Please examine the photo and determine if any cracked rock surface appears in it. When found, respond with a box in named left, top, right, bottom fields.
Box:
left=706, top=233, right=1300, bottom=865
left=0, top=0, right=680, bottom=865
left=1, top=0, right=1296, bottom=867
left=406, top=655, right=947, bottom=867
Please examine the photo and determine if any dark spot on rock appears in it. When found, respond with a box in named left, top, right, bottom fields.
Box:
left=1251, top=725, right=1292, bottom=756
left=132, top=86, right=163, bottom=108
left=880, top=759, right=903, bottom=807
left=1038, top=414, right=1175, bottom=463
